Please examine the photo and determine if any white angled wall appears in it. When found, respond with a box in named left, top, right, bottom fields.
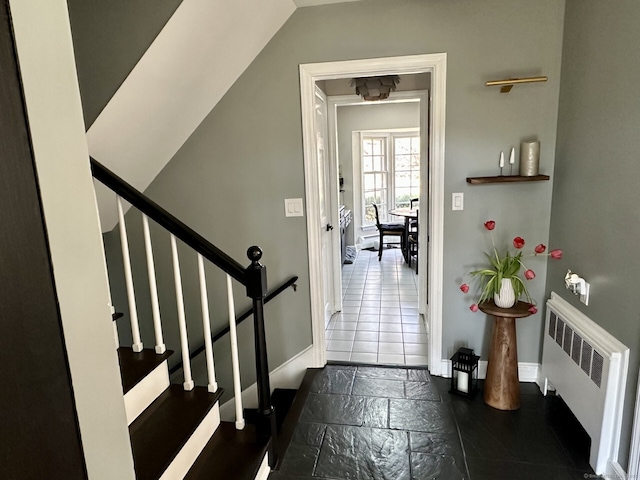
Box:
left=88, top=0, right=297, bottom=231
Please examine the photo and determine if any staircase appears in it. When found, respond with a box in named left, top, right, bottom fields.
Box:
left=119, top=346, right=270, bottom=479
left=91, top=159, right=300, bottom=479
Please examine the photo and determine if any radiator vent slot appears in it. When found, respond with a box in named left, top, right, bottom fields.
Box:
left=581, top=341, right=593, bottom=376
left=555, top=318, right=565, bottom=346
left=571, top=333, right=582, bottom=365
left=592, top=351, right=604, bottom=388
left=563, top=326, right=573, bottom=356
left=549, top=312, right=557, bottom=338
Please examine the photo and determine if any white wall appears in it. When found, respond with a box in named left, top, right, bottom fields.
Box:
left=9, top=1, right=135, bottom=478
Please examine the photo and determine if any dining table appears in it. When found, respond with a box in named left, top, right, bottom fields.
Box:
left=388, top=208, right=418, bottom=263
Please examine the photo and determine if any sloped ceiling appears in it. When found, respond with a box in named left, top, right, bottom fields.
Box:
left=89, top=0, right=297, bottom=231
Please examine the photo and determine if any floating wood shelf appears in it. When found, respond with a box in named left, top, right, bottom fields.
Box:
left=466, top=174, right=550, bottom=185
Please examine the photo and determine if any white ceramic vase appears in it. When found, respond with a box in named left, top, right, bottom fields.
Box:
left=494, top=278, right=516, bottom=308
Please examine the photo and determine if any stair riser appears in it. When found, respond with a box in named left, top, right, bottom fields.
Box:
left=159, top=403, right=221, bottom=480
left=125, top=360, right=169, bottom=425
left=255, top=455, right=270, bottom=480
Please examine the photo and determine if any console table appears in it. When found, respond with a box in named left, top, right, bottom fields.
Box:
left=479, top=300, right=533, bottom=410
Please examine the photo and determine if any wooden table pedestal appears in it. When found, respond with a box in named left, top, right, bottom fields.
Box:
left=479, top=300, right=533, bottom=411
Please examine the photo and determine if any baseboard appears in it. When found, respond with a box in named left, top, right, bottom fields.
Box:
left=604, top=459, right=626, bottom=479
left=220, top=346, right=314, bottom=422
left=439, top=359, right=540, bottom=383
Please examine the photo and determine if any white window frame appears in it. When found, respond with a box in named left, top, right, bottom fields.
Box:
left=360, top=129, right=420, bottom=227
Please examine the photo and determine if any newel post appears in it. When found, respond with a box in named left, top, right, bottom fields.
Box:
left=245, top=246, right=278, bottom=467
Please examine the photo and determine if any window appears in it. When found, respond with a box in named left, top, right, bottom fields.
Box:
left=362, top=137, right=387, bottom=225
left=361, top=132, right=420, bottom=226
left=393, top=135, right=421, bottom=209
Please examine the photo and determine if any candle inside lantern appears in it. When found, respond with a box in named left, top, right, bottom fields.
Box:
left=457, top=371, right=469, bottom=393
left=499, top=152, right=505, bottom=168
left=509, top=147, right=515, bottom=165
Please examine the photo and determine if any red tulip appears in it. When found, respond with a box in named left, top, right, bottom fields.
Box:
left=535, top=244, right=546, bottom=254
left=460, top=283, right=469, bottom=293
left=513, top=237, right=525, bottom=249
left=484, top=220, right=496, bottom=231
left=470, top=304, right=479, bottom=312
left=528, top=305, right=538, bottom=314
left=550, top=249, right=563, bottom=259
left=524, top=269, right=535, bottom=280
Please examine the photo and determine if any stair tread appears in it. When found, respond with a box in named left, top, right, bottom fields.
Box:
left=184, top=422, right=270, bottom=480
left=130, top=384, right=223, bottom=480
left=118, top=347, right=173, bottom=394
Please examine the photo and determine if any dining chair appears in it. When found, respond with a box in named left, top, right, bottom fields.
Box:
left=372, top=203, right=406, bottom=261
left=407, top=208, right=418, bottom=273
left=409, top=198, right=419, bottom=232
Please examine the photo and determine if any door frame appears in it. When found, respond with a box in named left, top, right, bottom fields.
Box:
left=300, top=53, right=446, bottom=375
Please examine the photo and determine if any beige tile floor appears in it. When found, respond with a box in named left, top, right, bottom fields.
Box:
left=325, top=247, right=428, bottom=366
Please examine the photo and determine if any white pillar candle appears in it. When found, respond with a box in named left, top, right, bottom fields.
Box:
left=499, top=151, right=505, bottom=168
left=509, top=147, right=515, bottom=165
left=519, top=140, right=540, bottom=176
left=457, top=371, right=469, bottom=393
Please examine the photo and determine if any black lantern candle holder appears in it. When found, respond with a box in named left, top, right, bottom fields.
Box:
left=449, top=347, right=480, bottom=398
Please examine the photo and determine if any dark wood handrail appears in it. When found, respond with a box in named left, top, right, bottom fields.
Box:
left=168, top=275, right=298, bottom=376
left=90, top=158, right=247, bottom=284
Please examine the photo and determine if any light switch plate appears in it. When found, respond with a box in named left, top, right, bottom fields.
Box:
left=452, top=192, right=464, bottom=211
left=284, top=198, right=304, bottom=217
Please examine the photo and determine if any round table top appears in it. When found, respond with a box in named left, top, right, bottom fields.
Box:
left=478, top=299, right=534, bottom=318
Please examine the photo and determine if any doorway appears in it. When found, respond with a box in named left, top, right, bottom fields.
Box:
left=300, top=53, right=446, bottom=375
left=325, top=92, right=426, bottom=366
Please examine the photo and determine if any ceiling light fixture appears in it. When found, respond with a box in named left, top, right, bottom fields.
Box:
left=350, top=75, right=400, bottom=101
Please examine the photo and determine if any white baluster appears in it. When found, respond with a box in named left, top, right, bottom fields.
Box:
left=226, top=274, right=245, bottom=430
left=117, top=196, right=143, bottom=352
left=142, top=214, right=166, bottom=354
left=198, top=254, right=218, bottom=394
left=171, top=234, right=194, bottom=391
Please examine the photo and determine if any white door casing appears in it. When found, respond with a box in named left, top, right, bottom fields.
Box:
left=314, top=86, right=336, bottom=327
left=300, top=53, right=446, bottom=374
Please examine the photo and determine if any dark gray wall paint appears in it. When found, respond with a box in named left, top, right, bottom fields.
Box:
left=97, top=0, right=564, bottom=400
left=123, top=0, right=564, bottom=373
left=547, top=0, right=640, bottom=469
left=67, top=0, right=183, bottom=127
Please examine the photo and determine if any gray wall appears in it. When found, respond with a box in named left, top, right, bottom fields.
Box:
left=547, top=0, right=640, bottom=469
left=79, top=0, right=565, bottom=397
left=336, top=101, right=421, bottom=245
left=67, top=0, right=183, bottom=127
left=137, top=0, right=565, bottom=369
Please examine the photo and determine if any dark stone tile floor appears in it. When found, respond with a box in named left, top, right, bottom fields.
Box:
left=268, top=364, right=602, bottom=480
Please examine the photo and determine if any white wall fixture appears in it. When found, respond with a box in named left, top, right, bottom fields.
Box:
left=284, top=198, right=304, bottom=217
left=565, top=269, right=590, bottom=305
left=452, top=192, right=463, bottom=211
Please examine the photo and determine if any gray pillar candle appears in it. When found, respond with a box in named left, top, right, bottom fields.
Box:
left=519, top=140, right=540, bottom=176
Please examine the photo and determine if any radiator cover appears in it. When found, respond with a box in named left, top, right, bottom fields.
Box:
left=542, top=292, right=629, bottom=474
